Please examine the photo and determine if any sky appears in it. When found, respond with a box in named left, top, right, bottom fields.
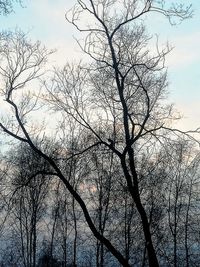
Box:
left=0, top=0, right=200, bottom=131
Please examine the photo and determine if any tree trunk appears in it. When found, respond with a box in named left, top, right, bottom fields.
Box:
left=72, top=197, right=77, bottom=267
left=121, top=155, right=159, bottom=267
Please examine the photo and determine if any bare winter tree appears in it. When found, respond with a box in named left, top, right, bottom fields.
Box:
left=0, top=0, right=21, bottom=15
left=8, top=143, right=50, bottom=267
left=0, top=1, right=195, bottom=267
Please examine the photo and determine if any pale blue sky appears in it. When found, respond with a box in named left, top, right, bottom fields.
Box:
left=1, top=0, right=199, bottom=130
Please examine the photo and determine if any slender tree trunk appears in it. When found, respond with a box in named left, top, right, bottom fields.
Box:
left=72, top=197, right=77, bottom=267
left=174, top=232, right=177, bottom=267
left=61, top=197, right=68, bottom=267
left=124, top=195, right=129, bottom=261
left=19, top=196, right=27, bottom=267
left=29, top=228, right=32, bottom=267
left=96, top=240, right=100, bottom=267
left=173, top=186, right=179, bottom=267
left=50, top=206, right=59, bottom=260
left=100, top=241, right=104, bottom=267
left=185, top=181, right=192, bottom=267
left=32, top=219, right=37, bottom=267
left=63, top=236, right=67, bottom=267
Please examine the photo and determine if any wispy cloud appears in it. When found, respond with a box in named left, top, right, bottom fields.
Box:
left=173, top=101, right=200, bottom=131
left=166, top=31, right=200, bottom=68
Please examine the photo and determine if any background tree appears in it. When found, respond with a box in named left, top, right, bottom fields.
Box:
left=7, top=143, right=50, bottom=267
left=0, top=0, right=21, bottom=15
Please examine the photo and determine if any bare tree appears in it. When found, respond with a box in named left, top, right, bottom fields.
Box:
left=0, top=1, right=194, bottom=266
left=0, top=0, right=21, bottom=15
left=7, top=143, right=50, bottom=267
